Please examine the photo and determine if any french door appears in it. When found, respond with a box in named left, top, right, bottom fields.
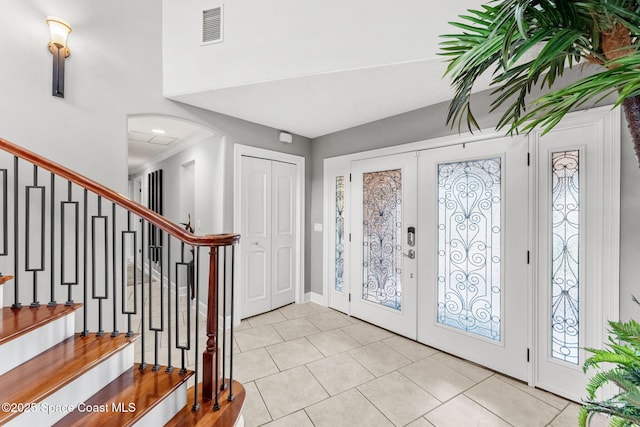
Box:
left=417, top=136, right=529, bottom=381
left=350, top=152, right=418, bottom=339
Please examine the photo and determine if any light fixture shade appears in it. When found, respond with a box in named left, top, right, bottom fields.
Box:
left=46, top=16, right=72, bottom=48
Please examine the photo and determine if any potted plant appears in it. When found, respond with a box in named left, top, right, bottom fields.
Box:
left=579, top=297, right=640, bottom=426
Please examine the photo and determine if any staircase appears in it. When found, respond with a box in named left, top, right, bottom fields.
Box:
left=0, top=138, right=245, bottom=426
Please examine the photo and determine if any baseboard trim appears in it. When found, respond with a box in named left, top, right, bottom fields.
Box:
left=304, top=292, right=326, bottom=306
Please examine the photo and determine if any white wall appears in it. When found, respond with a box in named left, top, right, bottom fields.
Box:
left=162, top=0, right=485, bottom=96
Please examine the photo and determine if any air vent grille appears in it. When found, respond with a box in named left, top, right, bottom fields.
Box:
left=202, top=7, right=223, bottom=44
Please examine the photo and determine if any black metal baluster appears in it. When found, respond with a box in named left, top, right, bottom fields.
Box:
left=111, top=203, right=118, bottom=337
left=150, top=239, right=164, bottom=372
left=12, top=157, right=20, bottom=309
left=176, top=241, right=191, bottom=376
left=213, top=246, right=220, bottom=411
left=122, top=211, right=136, bottom=338
left=221, top=246, right=227, bottom=391
left=92, top=196, right=108, bottom=337
left=0, top=168, right=8, bottom=257
left=48, top=172, right=56, bottom=306
left=191, top=246, right=200, bottom=412
left=26, top=165, right=45, bottom=308
left=228, top=244, right=235, bottom=402
left=62, top=181, right=79, bottom=306
left=166, top=235, right=173, bottom=373
left=139, top=218, right=147, bottom=370
left=81, top=189, right=88, bottom=335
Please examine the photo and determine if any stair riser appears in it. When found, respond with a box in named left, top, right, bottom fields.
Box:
left=132, top=381, right=188, bottom=427
left=5, top=342, right=134, bottom=426
left=0, top=312, right=75, bottom=376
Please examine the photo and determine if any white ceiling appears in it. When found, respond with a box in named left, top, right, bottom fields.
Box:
left=171, top=58, right=479, bottom=139
left=128, top=116, right=209, bottom=170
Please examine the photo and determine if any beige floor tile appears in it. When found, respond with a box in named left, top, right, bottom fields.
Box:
left=247, top=310, right=288, bottom=327
left=229, top=347, right=279, bottom=383
left=306, top=302, right=333, bottom=313
left=358, top=371, right=440, bottom=426
left=235, top=319, right=252, bottom=331
left=305, top=389, right=394, bottom=427
left=306, top=352, right=375, bottom=396
left=255, top=366, right=329, bottom=419
left=549, top=402, right=610, bottom=427
left=306, top=329, right=361, bottom=356
left=262, top=410, right=314, bottom=427
left=495, top=374, right=569, bottom=410
left=266, top=337, right=324, bottom=371
left=381, top=336, right=439, bottom=361
left=406, top=418, right=434, bottom=427
left=272, top=317, right=321, bottom=341
left=348, top=341, right=411, bottom=377
left=399, top=357, right=476, bottom=402
left=278, top=302, right=320, bottom=320
left=429, top=352, right=493, bottom=383
left=242, top=381, right=272, bottom=427
left=341, top=321, right=394, bottom=345
left=425, top=394, right=510, bottom=427
left=465, top=376, right=560, bottom=426
left=307, top=311, right=353, bottom=331
left=234, top=324, right=283, bottom=352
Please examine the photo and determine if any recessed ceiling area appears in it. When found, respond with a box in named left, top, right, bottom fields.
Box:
left=128, top=116, right=211, bottom=171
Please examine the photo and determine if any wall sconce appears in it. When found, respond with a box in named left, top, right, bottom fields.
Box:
left=46, top=16, right=72, bottom=98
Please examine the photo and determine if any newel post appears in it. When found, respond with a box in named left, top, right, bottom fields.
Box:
left=203, top=245, right=219, bottom=402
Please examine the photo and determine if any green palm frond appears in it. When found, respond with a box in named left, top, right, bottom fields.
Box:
left=441, top=0, right=640, bottom=134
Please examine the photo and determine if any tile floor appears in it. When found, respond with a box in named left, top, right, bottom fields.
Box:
left=129, top=292, right=610, bottom=427
left=232, top=302, right=610, bottom=427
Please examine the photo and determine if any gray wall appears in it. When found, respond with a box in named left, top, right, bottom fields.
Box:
left=310, top=69, right=640, bottom=322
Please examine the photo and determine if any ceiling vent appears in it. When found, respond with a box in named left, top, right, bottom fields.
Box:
left=202, top=6, right=223, bottom=44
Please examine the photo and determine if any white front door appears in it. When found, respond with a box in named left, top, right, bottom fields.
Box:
left=350, top=152, right=418, bottom=338
left=240, top=156, right=296, bottom=318
left=417, top=137, right=530, bottom=381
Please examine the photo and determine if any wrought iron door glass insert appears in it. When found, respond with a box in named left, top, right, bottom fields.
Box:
left=550, top=150, right=580, bottom=365
left=437, top=157, right=501, bottom=341
left=335, top=176, right=345, bottom=293
left=362, top=169, right=402, bottom=311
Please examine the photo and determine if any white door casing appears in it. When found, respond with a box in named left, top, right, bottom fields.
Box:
left=350, top=152, right=418, bottom=339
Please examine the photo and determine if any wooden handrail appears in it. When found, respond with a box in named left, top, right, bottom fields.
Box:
left=0, top=137, right=239, bottom=247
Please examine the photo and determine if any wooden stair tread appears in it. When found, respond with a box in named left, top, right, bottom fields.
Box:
left=166, top=381, right=246, bottom=427
left=0, top=333, right=136, bottom=424
left=0, top=304, right=81, bottom=345
left=53, top=363, right=194, bottom=427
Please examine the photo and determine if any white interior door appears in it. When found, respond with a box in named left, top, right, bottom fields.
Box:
left=350, top=152, right=418, bottom=339
left=240, top=156, right=297, bottom=318
left=417, top=136, right=530, bottom=381
left=271, top=161, right=297, bottom=309
left=241, top=156, right=272, bottom=317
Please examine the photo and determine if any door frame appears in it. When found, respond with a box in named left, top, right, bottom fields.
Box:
left=233, top=144, right=305, bottom=326
left=322, top=105, right=620, bottom=394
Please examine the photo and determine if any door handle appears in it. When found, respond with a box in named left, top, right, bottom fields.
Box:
left=402, top=249, right=416, bottom=259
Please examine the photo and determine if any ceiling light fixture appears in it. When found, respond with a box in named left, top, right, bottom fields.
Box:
left=151, top=129, right=166, bottom=134
left=46, top=16, right=72, bottom=98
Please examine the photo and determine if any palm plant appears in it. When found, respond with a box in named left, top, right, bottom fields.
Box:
left=440, top=0, right=640, bottom=163
left=578, top=297, right=640, bottom=427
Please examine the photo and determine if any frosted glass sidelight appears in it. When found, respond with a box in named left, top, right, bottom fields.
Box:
left=551, top=151, right=580, bottom=365
left=335, top=176, right=345, bottom=292
left=437, top=158, right=502, bottom=341
left=362, top=169, right=402, bottom=310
